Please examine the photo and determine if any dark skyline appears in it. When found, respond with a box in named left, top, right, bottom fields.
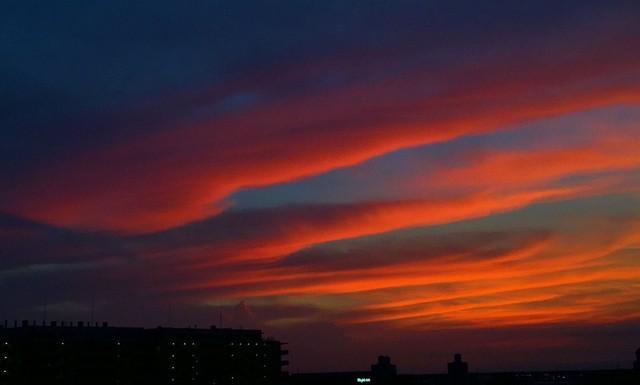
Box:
left=1, top=0, right=640, bottom=373
left=0, top=322, right=286, bottom=384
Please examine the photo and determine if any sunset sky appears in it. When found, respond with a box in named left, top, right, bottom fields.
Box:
left=2, top=0, right=640, bottom=373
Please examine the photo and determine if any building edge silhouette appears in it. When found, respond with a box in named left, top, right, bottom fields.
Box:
left=0, top=320, right=287, bottom=385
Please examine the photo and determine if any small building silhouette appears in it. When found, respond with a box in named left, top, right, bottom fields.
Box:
left=634, top=347, right=640, bottom=372
left=448, top=353, right=468, bottom=375
left=448, top=353, right=469, bottom=385
left=371, top=355, right=397, bottom=384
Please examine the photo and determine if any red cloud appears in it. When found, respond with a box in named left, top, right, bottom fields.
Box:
left=4, top=16, right=640, bottom=233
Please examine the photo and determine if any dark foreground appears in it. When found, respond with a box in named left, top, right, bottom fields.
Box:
left=1, top=322, right=638, bottom=385
left=291, top=369, right=639, bottom=385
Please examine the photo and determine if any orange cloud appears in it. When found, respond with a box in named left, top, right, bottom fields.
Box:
left=190, top=216, right=640, bottom=330
left=428, top=137, right=640, bottom=190
left=142, top=128, right=640, bottom=281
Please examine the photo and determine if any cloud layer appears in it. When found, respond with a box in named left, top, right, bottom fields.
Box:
left=1, top=0, right=640, bottom=372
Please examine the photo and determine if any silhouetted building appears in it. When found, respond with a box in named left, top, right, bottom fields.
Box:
left=0, top=321, right=286, bottom=385
left=371, top=356, right=397, bottom=384
left=635, top=347, right=640, bottom=372
left=448, top=353, right=469, bottom=385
